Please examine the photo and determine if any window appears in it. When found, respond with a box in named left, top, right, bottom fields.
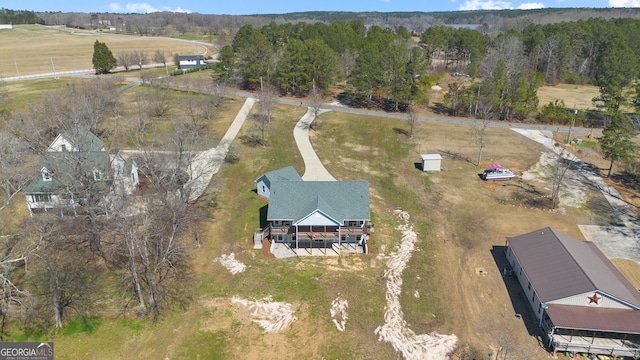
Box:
left=41, top=168, right=52, bottom=182
left=538, top=303, right=542, bottom=314
left=93, top=169, right=102, bottom=181
left=527, top=282, right=531, bottom=290
left=262, top=185, right=266, bottom=193
left=532, top=291, right=536, bottom=302
left=32, top=194, right=51, bottom=202
left=61, top=144, right=66, bottom=151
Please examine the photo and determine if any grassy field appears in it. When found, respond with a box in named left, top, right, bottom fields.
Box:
left=0, top=25, right=207, bottom=77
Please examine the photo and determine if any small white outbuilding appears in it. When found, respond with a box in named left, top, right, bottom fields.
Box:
left=421, top=154, right=442, bottom=172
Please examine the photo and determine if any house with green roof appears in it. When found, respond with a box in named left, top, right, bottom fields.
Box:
left=254, top=167, right=371, bottom=256
left=254, top=166, right=302, bottom=199
left=24, top=129, right=139, bottom=215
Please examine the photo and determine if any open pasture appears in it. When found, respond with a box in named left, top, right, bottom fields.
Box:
left=0, top=25, right=207, bottom=77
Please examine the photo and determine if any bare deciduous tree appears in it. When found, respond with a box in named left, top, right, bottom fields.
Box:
left=550, top=148, right=575, bottom=209
left=107, top=195, right=197, bottom=314
left=0, top=132, right=32, bottom=212
left=406, top=101, right=418, bottom=138
left=118, top=52, right=136, bottom=72
left=28, top=217, right=100, bottom=328
left=309, top=86, right=324, bottom=131
left=0, top=234, right=33, bottom=339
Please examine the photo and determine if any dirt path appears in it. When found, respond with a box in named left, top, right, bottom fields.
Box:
left=512, top=129, right=640, bottom=263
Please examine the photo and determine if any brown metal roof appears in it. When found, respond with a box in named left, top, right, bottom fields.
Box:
left=507, top=227, right=640, bottom=307
left=547, top=304, right=640, bottom=334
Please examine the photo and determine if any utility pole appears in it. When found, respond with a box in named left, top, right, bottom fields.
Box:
left=51, top=58, right=57, bottom=80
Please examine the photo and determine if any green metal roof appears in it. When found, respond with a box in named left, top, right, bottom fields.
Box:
left=59, top=128, right=104, bottom=152
left=255, top=166, right=302, bottom=187
left=24, top=151, right=112, bottom=194
left=267, top=181, right=370, bottom=224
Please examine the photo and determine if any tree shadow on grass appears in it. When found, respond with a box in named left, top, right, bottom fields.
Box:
left=393, top=127, right=409, bottom=136
left=438, top=149, right=475, bottom=166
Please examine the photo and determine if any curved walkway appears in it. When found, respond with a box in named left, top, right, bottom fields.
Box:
left=294, top=108, right=336, bottom=181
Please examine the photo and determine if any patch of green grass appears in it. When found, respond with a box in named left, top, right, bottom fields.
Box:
left=63, top=315, right=103, bottom=335
left=119, top=318, right=146, bottom=333
left=174, top=330, right=229, bottom=360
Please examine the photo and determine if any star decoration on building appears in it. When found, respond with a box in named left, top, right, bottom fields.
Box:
left=587, top=293, right=601, bottom=305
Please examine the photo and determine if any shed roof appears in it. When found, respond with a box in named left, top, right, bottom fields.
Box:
left=421, top=154, right=442, bottom=161
left=267, top=181, right=370, bottom=224
left=507, top=227, right=640, bottom=307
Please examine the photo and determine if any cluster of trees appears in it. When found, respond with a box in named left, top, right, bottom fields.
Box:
left=0, top=78, right=221, bottom=334
left=218, top=21, right=433, bottom=111
left=0, top=8, right=43, bottom=24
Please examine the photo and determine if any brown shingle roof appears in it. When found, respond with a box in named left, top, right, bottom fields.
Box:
left=547, top=304, right=640, bottom=333
left=507, top=227, right=640, bottom=307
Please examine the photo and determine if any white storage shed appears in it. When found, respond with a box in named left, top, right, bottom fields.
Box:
left=421, top=154, right=442, bottom=172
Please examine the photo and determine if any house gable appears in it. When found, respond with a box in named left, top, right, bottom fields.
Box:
left=48, top=129, right=104, bottom=152
left=296, top=209, right=340, bottom=226
left=551, top=290, right=637, bottom=310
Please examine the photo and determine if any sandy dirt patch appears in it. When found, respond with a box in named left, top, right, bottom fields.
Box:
left=374, top=210, right=458, bottom=360
left=521, top=151, right=589, bottom=209
left=230, top=296, right=297, bottom=333
left=214, top=252, right=247, bottom=275
left=513, top=128, right=640, bottom=264
left=330, top=295, right=349, bottom=332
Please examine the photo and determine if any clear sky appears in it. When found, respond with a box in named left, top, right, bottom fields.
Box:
left=3, top=0, right=639, bottom=15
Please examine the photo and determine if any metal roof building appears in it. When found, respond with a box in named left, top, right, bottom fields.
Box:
left=506, top=227, right=640, bottom=357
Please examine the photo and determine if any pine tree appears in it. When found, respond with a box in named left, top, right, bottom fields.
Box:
left=600, top=113, right=638, bottom=178
left=92, top=40, right=117, bottom=75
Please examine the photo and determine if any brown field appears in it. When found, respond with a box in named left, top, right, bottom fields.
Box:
left=537, top=83, right=601, bottom=110
left=0, top=25, right=209, bottom=77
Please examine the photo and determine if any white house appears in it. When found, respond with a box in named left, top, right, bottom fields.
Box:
left=24, top=129, right=139, bottom=214
left=178, top=55, right=207, bottom=70
left=506, top=227, right=640, bottom=358
left=421, top=153, right=442, bottom=172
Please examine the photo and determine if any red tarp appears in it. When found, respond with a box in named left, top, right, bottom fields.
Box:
left=489, top=163, right=503, bottom=170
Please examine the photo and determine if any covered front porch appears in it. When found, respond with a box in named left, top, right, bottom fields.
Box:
left=549, top=328, right=640, bottom=358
